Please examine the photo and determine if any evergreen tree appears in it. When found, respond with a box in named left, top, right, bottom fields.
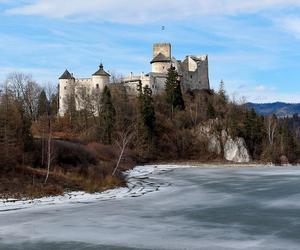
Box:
left=100, top=86, right=116, bottom=144
left=50, top=94, right=58, bottom=116
left=37, top=90, right=48, bottom=118
left=243, top=109, right=264, bottom=159
left=165, top=66, right=185, bottom=114
left=140, top=85, right=156, bottom=136
left=218, top=80, right=228, bottom=103
left=279, top=119, right=297, bottom=161
left=206, top=102, right=216, bottom=119
left=19, top=104, right=33, bottom=151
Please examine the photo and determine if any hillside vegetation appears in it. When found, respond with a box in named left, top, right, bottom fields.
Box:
left=1, top=68, right=299, bottom=198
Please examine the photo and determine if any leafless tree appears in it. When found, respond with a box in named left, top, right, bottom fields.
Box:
left=266, top=115, right=277, bottom=146
left=77, top=85, right=96, bottom=130
left=7, top=72, right=41, bottom=120
left=112, top=128, right=134, bottom=176
left=44, top=101, right=53, bottom=184
left=110, top=71, right=124, bottom=84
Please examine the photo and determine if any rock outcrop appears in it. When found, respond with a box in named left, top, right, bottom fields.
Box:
left=197, top=123, right=251, bottom=163
left=224, top=137, right=250, bottom=163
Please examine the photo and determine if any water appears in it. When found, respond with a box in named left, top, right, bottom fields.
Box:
left=1, top=166, right=300, bottom=250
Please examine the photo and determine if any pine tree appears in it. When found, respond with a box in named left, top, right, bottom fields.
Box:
left=50, top=94, right=58, bottom=116
left=243, top=109, right=264, bottom=159
left=100, top=86, right=116, bottom=144
left=206, top=102, right=216, bottom=119
left=218, top=80, right=228, bottom=103
left=37, top=90, right=48, bottom=118
left=141, top=85, right=156, bottom=136
left=165, top=66, right=185, bottom=115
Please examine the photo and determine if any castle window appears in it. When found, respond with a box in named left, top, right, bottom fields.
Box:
left=96, top=84, right=99, bottom=89
left=64, top=86, right=67, bottom=90
left=190, top=75, right=193, bottom=79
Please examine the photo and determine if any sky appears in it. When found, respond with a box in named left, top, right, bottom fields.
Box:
left=1, top=1, right=300, bottom=103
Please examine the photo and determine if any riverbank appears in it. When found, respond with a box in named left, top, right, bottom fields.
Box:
left=0, top=165, right=169, bottom=212
left=1, top=163, right=295, bottom=213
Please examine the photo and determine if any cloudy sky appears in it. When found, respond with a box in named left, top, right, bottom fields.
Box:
left=1, top=0, right=300, bottom=103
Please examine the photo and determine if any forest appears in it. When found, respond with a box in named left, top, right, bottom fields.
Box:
left=1, top=67, right=299, bottom=198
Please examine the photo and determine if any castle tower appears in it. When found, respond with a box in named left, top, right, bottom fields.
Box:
left=58, top=69, right=75, bottom=116
left=92, top=63, right=110, bottom=90
left=151, top=43, right=172, bottom=74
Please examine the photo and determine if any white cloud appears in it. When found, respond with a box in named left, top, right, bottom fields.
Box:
left=6, top=0, right=300, bottom=23
left=275, top=16, right=300, bottom=39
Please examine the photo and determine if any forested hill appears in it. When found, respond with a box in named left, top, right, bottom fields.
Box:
left=246, top=102, right=300, bottom=117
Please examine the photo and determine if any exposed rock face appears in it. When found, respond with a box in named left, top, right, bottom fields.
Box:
left=224, top=137, right=250, bottom=163
left=208, top=134, right=222, bottom=155
left=197, top=124, right=251, bottom=163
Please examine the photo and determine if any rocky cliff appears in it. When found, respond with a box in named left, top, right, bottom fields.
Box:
left=197, top=122, right=251, bottom=163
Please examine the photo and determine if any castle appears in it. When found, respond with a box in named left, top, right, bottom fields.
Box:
left=58, top=43, right=210, bottom=116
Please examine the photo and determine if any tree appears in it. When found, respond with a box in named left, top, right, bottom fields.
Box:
left=165, top=66, right=185, bottom=116
left=7, top=72, right=41, bottom=121
left=37, top=89, right=48, bottom=118
left=44, top=100, right=53, bottom=184
left=243, top=109, right=264, bottom=159
left=266, top=114, right=277, bottom=146
left=206, top=102, right=216, bottom=119
left=99, top=86, right=116, bottom=144
left=50, top=94, right=58, bottom=116
left=218, top=80, right=228, bottom=103
left=0, top=82, right=22, bottom=169
left=140, top=85, right=156, bottom=138
left=77, top=85, right=95, bottom=134
left=112, top=128, right=133, bottom=176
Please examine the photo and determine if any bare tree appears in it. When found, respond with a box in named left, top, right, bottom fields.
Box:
left=8, top=72, right=41, bottom=120
left=109, top=70, right=124, bottom=84
left=44, top=101, right=54, bottom=184
left=112, top=128, right=133, bottom=176
left=266, top=115, right=277, bottom=146
left=77, top=84, right=96, bottom=132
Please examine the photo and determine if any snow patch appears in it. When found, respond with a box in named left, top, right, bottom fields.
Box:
left=0, top=165, right=183, bottom=212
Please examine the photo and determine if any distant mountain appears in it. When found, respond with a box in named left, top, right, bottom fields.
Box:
left=246, top=102, right=300, bottom=117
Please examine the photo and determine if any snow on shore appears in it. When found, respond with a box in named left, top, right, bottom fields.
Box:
left=0, top=165, right=178, bottom=212
left=0, top=164, right=279, bottom=212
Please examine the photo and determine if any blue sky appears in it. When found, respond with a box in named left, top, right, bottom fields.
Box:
left=1, top=0, right=300, bottom=103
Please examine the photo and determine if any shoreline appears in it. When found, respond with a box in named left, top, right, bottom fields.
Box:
left=1, top=163, right=299, bottom=212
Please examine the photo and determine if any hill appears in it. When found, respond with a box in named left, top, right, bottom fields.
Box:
left=246, top=102, right=300, bottom=117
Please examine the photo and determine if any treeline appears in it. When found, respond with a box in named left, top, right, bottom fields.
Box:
left=1, top=68, right=299, bottom=197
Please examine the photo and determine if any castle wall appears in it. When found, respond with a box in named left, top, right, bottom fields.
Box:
left=92, top=75, right=109, bottom=90
left=58, top=43, right=210, bottom=116
left=180, top=56, right=210, bottom=91
left=152, top=62, right=171, bottom=74
left=153, top=43, right=171, bottom=58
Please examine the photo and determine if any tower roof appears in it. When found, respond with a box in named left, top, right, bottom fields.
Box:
left=150, top=53, right=171, bottom=64
left=93, top=63, right=110, bottom=77
left=59, top=69, right=74, bottom=79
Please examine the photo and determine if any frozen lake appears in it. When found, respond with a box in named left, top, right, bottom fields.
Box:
left=1, top=165, right=300, bottom=250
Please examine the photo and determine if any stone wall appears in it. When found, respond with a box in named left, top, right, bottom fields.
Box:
left=153, top=43, right=171, bottom=58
